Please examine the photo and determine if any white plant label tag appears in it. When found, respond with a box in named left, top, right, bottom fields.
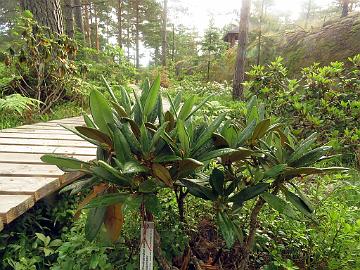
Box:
left=140, top=221, right=154, bottom=270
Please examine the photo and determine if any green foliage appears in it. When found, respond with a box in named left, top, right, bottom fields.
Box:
left=0, top=94, right=39, bottom=115
left=3, top=14, right=80, bottom=113
left=40, top=75, right=348, bottom=269
left=244, top=55, right=360, bottom=163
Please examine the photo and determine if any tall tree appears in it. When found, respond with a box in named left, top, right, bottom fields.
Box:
left=341, top=0, right=350, bottom=17
left=202, top=20, right=225, bottom=81
left=134, top=0, right=140, bottom=68
left=63, top=0, right=74, bottom=38
left=256, top=0, right=264, bottom=65
left=161, top=0, right=168, bottom=66
left=83, top=0, right=91, bottom=45
left=20, top=0, right=64, bottom=35
left=304, top=0, right=312, bottom=28
left=73, top=0, right=84, bottom=33
left=117, top=0, right=123, bottom=47
left=232, top=0, right=251, bottom=100
left=92, top=3, right=100, bottom=50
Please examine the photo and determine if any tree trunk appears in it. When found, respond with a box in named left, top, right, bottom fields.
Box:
left=63, top=0, right=74, bottom=38
left=83, top=0, right=91, bottom=45
left=172, top=24, right=175, bottom=62
left=232, top=0, right=251, bottom=100
left=237, top=198, right=265, bottom=270
left=341, top=0, right=350, bottom=17
left=256, top=0, right=264, bottom=66
left=73, top=0, right=84, bottom=33
left=94, top=5, right=100, bottom=51
left=21, top=0, right=64, bottom=35
left=135, top=0, right=140, bottom=68
left=117, top=0, right=123, bottom=47
left=161, top=0, right=168, bottom=66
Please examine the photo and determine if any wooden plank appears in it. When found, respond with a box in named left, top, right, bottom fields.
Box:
left=0, top=163, right=63, bottom=177
left=0, top=138, right=96, bottom=148
left=0, top=132, right=83, bottom=140
left=59, top=171, right=86, bottom=185
left=0, top=145, right=97, bottom=155
left=47, top=118, right=84, bottom=124
left=14, top=125, right=69, bottom=130
left=30, top=122, right=83, bottom=127
left=1, top=128, right=74, bottom=134
left=0, top=153, right=95, bottom=164
left=0, top=176, right=60, bottom=200
left=0, top=195, right=34, bottom=223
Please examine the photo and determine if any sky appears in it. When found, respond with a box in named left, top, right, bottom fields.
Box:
left=140, top=0, right=336, bottom=66
left=170, top=0, right=335, bottom=34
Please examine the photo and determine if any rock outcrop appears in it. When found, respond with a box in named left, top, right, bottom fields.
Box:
left=277, top=12, right=360, bottom=74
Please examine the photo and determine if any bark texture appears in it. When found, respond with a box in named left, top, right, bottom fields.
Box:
left=63, top=0, right=74, bottom=38
left=135, top=0, right=140, bottom=68
left=83, top=0, right=91, bottom=45
left=161, top=0, right=168, bottom=66
left=73, top=0, right=84, bottom=33
left=232, top=0, right=251, bottom=100
left=117, top=0, right=123, bottom=47
left=22, top=0, right=64, bottom=35
left=342, top=0, right=350, bottom=17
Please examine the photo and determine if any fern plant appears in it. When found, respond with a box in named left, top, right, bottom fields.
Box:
left=0, top=94, right=39, bottom=115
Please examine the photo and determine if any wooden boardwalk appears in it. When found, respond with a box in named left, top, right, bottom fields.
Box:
left=0, top=116, right=96, bottom=230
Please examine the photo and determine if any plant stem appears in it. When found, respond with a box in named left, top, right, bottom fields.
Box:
left=237, top=198, right=265, bottom=270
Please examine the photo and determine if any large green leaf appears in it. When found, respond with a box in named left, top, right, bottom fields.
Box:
left=175, top=158, right=204, bottom=178
left=237, top=120, right=256, bottom=146
left=149, top=121, right=168, bottom=151
left=261, top=192, right=299, bottom=219
left=186, top=95, right=213, bottom=120
left=84, top=193, right=129, bottom=209
left=263, top=164, right=287, bottom=178
left=216, top=211, right=237, bottom=248
left=120, top=122, right=142, bottom=154
left=132, top=89, right=144, bottom=125
left=209, top=168, right=224, bottom=196
left=287, top=133, right=318, bottom=164
left=178, top=96, right=195, bottom=120
left=119, top=86, right=132, bottom=114
left=180, top=178, right=216, bottom=200
left=193, top=113, right=226, bottom=153
left=61, top=125, right=99, bottom=146
left=89, top=90, right=114, bottom=136
left=113, top=129, right=132, bottom=164
left=91, top=165, right=130, bottom=186
left=177, top=119, right=190, bottom=156
left=85, top=206, right=106, bottom=241
left=252, top=118, right=271, bottom=141
left=198, top=148, right=237, bottom=162
left=153, top=154, right=182, bottom=163
left=282, top=188, right=313, bottom=218
left=83, top=114, right=96, bottom=129
left=229, top=183, right=270, bottom=206
left=123, top=161, right=148, bottom=174
left=112, top=102, right=128, bottom=118
left=102, top=75, right=118, bottom=104
left=41, top=155, right=90, bottom=171
left=143, top=75, right=161, bottom=118
left=75, top=126, right=112, bottom=148
left=290, top=146, right=332, bottom=167
left=225, top=147, right=254, bottom=163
